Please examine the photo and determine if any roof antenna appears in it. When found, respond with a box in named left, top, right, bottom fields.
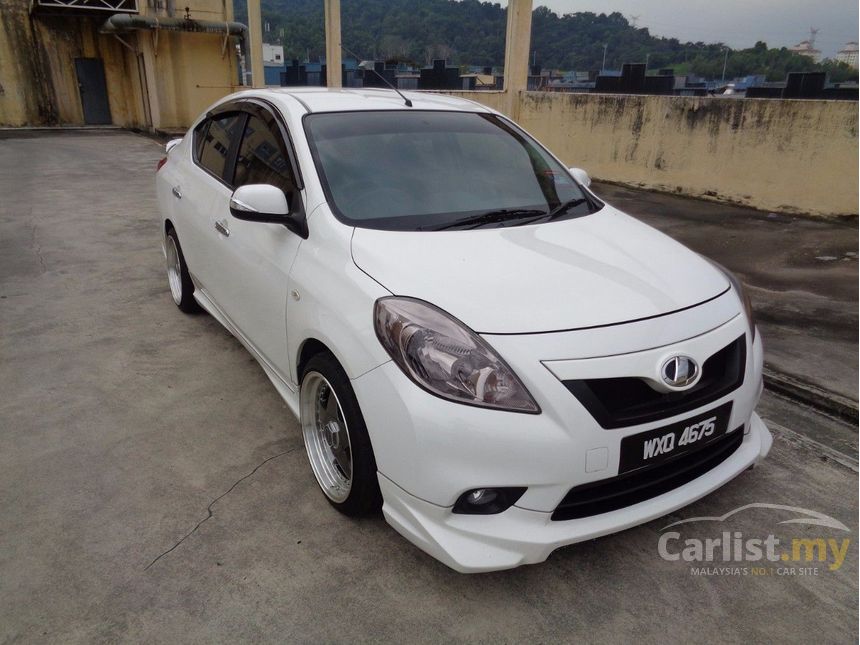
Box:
left=340, top=43, right=412, bottom=107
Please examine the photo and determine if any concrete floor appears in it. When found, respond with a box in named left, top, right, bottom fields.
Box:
left=0, top=131, right=857, bottom=643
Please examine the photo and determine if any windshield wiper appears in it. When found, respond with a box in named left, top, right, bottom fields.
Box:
left=543, top=197, right=588, bottom=221
left=425, top=208, right=546, bottom=231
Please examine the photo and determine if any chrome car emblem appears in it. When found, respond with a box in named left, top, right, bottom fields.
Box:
left=661, top=355, right=699, bottom=388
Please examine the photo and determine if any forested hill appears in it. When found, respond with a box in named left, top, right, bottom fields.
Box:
left=233, top=0, right=857, bottom=82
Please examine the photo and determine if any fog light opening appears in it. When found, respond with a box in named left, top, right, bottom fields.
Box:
left=452, top=487, right=527, bottom=515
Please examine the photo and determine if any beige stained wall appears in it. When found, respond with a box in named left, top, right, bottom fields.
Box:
left=36, top=15, right=142, bottom=127
left=0, top=0, right=238, bottom=130
left=445, top=90, right=859, bottom=217
left=137, top=0, right=240, bottom=129
left=137, top=30, right=240, bottom=129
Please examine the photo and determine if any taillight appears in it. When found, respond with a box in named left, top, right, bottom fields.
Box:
left=156, top=157, right=167, bottom=172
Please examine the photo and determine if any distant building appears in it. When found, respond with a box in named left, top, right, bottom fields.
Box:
left=262, top=44, right=284, bottom=65
left=396, top=73, right=420, bottom=91
left=593, top=63, right=675, bottom=95
left=835, top=42, right=859, bottom=69
left=262, top=44, right=285, bottom=86
left=280, top=57, right=360, bottom=88
left=745, top=71, right=857, bottom=100
left=459, top=73, right=497, bottom=90
left=789, top=40, right=822, bottom=63
left=418, top=59, right=460, bottom=90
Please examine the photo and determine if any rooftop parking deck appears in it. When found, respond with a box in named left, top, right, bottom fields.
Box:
left=0, top=130, right=857, bottom=643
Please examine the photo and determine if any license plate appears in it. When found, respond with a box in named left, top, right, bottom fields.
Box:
left=618, top=402, right=733, bottom=474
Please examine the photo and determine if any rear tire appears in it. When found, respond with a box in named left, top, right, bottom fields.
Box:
left=165, top=227, right=200, bottom=314
left=300, top=352, right=382, bottom=516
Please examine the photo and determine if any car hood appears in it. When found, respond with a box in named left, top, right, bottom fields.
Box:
left=350, top=206, right=730, bottom=334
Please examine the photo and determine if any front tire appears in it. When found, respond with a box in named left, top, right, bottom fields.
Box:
left=165, top=227, right=200, bottom=314
left=300, top=352, right=382, bottom=516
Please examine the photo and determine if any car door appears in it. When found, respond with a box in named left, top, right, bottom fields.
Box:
left=172, top=111, right=247, bottom=296
left=203, top=102, right=305, bottom=379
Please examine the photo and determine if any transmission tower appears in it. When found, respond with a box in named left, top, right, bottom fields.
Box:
left=630, top=14, right=641, bottom=28
left=808, top=27, right=819, bottom=48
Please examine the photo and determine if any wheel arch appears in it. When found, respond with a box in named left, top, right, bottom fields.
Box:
left=163, top=219, right=176, bottom=248
left=297, top=337, right=334, bottom=380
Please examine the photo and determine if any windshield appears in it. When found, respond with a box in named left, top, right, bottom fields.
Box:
left=303, top=110, right=600, bottom=231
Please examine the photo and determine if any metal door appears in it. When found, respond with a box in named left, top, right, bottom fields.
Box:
left=74, top=58, right=112, bottom=125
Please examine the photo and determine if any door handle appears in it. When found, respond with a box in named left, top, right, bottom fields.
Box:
left=215, top=220, right=230, bottom=237
left=171, top=186, right=182, bottom=199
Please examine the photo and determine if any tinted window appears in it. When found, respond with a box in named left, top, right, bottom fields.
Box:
left=303, top=111, right=597, bottom=231
left=192, top=120, right=208, bottom=162
left=198, top=113, right=245, bottom=181
left=233, top=113, right=297, bottom=198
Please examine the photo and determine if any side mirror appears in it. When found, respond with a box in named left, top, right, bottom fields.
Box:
left=230, top=184, right=308, bottom=238
left=569, top=167, right=591, bottom=188
left=230, top=184, right=289, bottom=221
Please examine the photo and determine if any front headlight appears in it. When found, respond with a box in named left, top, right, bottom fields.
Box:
left=706, top=258, right=756, bottom=341
left=374, top=297, right=540, bottom=414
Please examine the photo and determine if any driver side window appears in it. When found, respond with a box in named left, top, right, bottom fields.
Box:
left=233, top=113, right=298, bottom=203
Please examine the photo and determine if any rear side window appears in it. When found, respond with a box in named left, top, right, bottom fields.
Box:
left=233, top=113, right=298, bottom=199
left=197, top=113, right=245, bottom=182
left=192, top=120, right=208, bottom=161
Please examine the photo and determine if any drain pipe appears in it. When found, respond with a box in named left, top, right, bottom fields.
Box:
left=100, top=13, right=248, bottom=57
left=100, top=13, right=249, bottom=129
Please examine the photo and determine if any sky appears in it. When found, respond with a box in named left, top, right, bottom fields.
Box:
left=526, top=0, right=859, bottom=58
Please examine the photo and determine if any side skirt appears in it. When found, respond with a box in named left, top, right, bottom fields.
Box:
left=191, top=280, right=301, bottom=420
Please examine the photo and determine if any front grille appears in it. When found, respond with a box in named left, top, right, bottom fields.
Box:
left=563, top=335, right=746, bottom=429
left=551, top=426, right=744, bottom=521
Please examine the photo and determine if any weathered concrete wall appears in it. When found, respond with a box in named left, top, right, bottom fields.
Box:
left=138, top=30, right=239, bottom=129
left=0, top=5, right=143, bottom=127
left=0, top=2, right=60, bottom=126
left=0, top=0, right=238, bottom=130
left=444, top=91, right=859, bottom=217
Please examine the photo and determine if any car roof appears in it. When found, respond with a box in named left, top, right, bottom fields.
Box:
left=229, top=87, right=496, bottom=115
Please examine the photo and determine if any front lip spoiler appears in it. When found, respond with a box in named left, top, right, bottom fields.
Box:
left=475, top=286, right=731, bottom=336
left=376, top=414, right=772, bottom=573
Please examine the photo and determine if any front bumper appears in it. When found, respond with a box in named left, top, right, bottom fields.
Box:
left=378, top=414, right=771, bottom=573
left=351, top=292, right=770, bottom=572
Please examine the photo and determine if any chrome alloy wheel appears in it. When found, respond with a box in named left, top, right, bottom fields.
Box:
left=301, top=371, right=353, bottom=503
left=165, top=234, right=183, bottom=305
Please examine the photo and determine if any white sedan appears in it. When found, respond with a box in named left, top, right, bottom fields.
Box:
left=155, top=88, right=772, bottom=573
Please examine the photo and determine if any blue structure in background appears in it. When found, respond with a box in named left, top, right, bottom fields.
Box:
left=264, top=63, right=283, bottom=86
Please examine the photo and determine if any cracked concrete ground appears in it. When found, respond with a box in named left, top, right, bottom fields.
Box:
left=0, top=131, right=857, bottom=643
